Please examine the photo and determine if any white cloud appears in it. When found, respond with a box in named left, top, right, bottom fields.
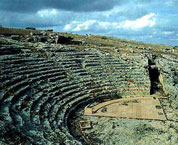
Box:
left=63, top=13, right=156, bottom=32
left=64, top=24, right=71, bottom=31
left=64, top=21, right=78, bottom=31
left=64, top=20, right=97, bottom=32
left=170, top=38, right=178, bottom=41
left=37, top=9, right=58, bottom=17
left=162, top=31, right=174, bottom=35
left=120, top=13, right=156, bottom=29
left=63, top=20, right=120, bottom=32
left=73, top=20, right=97, bottom=31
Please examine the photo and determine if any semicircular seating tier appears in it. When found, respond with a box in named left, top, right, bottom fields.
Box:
left=0, top=35, right=177, bottom=145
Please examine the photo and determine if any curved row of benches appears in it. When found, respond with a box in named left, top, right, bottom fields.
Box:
left=0, top=45, right=151, bottom=144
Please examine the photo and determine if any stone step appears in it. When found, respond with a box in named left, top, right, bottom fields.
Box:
left=0, top=72, right=26, bottom=83
left=55, top=93, right=90, bottom=127
left=1, top=80, right=29, bottom=103
left=1, top=61, right=56, bottom=75
left=122, top=91, right=150, bottom=96
left=30, top=81, right=80, bottom=118
left=60, top=84, right=79, bottom=92
left=2, top=86, right=30, bottom=123
left=0, top=103, right=13, bottom=123
left=1, top=58, right=46, bottom=65
left=3, top=71, right=69, bottom=120
left=2, top=64, right=60, bottom=76
left=30, top=86, right=82, bottom=128
left=0, top=56, right=22, bottom=61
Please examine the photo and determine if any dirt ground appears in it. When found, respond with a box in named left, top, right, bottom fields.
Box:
left=69, top=97, right=178, bottom=145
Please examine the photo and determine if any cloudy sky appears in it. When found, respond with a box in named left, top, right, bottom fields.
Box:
left=0, top=0, right=178, bottom=46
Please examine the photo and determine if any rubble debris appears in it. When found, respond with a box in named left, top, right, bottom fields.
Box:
left=79, top=121, right=92, bottom=130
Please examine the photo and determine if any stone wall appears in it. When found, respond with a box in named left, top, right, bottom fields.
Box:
left=156, top=55, right=178, bottom=108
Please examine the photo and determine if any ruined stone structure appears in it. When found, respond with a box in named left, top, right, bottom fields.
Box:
left=0, top=28, right=177, bottom=144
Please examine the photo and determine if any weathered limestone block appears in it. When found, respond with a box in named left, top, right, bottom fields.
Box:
left=157, top=57, right=178, bottom=108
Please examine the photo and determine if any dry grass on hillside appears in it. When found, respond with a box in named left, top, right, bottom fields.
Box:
left=0, top=27, right=40, bottom=36
left=1, top=27, right=177, bottom=57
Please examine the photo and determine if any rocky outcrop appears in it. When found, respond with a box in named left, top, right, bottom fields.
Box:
left=156, top=56, right=178, bottom=108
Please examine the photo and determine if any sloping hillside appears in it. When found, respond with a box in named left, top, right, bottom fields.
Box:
left=0, top=27, right=177, bottom=145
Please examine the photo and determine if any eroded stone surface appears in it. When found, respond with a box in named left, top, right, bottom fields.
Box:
left=0, top=27, right=177, bottom=144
